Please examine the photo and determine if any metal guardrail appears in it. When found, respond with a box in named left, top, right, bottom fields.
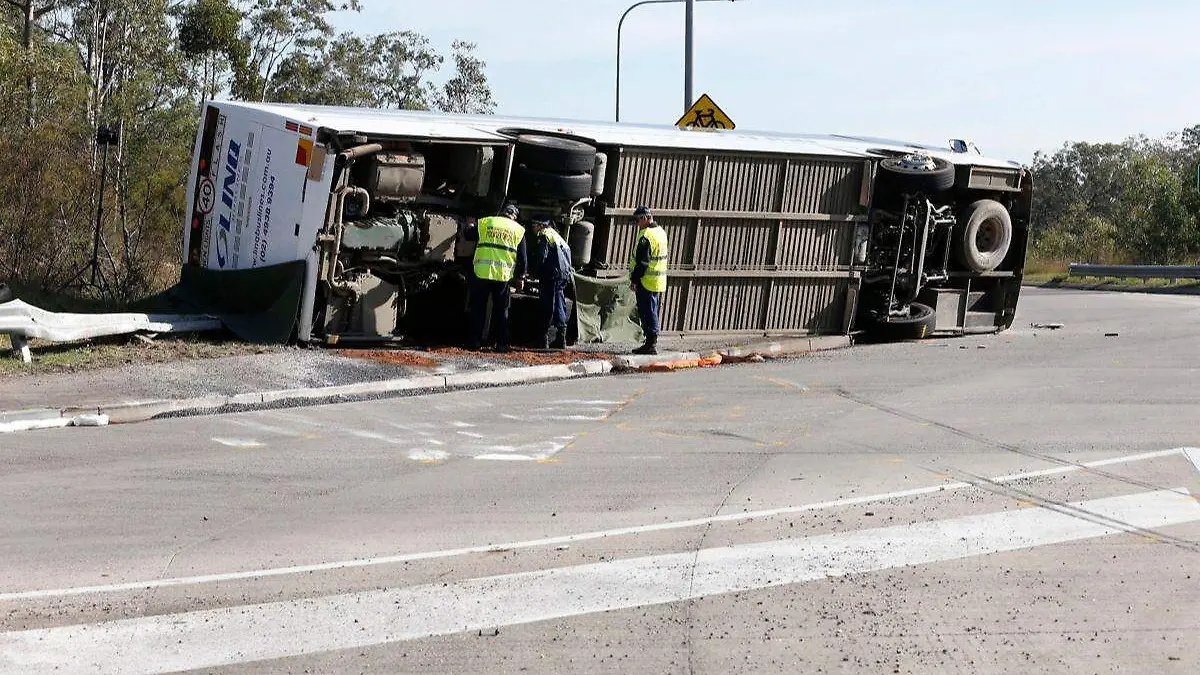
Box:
left=1068, top=264, right=1200, bottom=280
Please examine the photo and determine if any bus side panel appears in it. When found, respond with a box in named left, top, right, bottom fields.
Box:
left=245, top=125, right=311, bottom=268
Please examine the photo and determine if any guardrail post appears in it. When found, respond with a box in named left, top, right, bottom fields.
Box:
left=9, top=334, right=31, bottom=363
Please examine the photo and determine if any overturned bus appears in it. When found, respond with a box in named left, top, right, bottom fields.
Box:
left=181, top=101, right=1031, bottom=345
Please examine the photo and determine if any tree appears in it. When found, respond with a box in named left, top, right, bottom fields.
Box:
left=177, top=0, right=243, bottom=102
left=435, top=40, right=494, bottom=114
left=2, top=0, right=63, bottom=126
left=1115, top=155, right=1196, bottom=263
left=232, top=0, right=360, bottom=101
left=268, top=30, right=442, bottom=109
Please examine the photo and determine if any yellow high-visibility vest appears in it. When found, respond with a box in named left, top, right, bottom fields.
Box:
left=629, top=224, right=668, bottom=292
left=473, top=216, right=525, bottom=282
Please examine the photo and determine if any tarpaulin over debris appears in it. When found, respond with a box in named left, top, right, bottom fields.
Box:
left=572, top=273, right=644, bottom=344
left=0, top=299, right=220, bottom=343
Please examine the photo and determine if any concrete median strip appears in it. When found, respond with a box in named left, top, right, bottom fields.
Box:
left=0, top=336, right=850, bottom=431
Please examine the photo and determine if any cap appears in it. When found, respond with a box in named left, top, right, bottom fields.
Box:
left=531, top=216, right=551, bottom=226
left=633, top=205, right=652, bottom=218
left=502, top=204, right=520, bottom=218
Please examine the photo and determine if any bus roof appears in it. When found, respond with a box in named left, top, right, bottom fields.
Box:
left=217, top=100, right=1024, bottom=169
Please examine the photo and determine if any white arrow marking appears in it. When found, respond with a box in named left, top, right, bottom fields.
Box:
left=1, top=488, right=1196, bottom=675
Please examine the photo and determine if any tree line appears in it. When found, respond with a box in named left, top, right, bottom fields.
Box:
left=1030, top=125, right=1200, bottom=267
left=0, top=0, right=494, bottom=302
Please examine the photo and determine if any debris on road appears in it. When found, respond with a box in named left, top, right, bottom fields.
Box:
left=1031, top=322, right=1065, bottom=330
left=1105, top=332, right=1120, bottom=337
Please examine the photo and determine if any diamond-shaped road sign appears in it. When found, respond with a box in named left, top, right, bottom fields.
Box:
left=676, top=93, right=735, bottom=130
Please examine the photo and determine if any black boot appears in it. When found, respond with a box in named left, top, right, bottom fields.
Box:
left=632, top=336, right=658, bottom=355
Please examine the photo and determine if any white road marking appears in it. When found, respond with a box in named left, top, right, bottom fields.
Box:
left=0, top=448, right=1187, bottom=603
left=474, top=454, right=537, bottom=461
left=210, top=438, right=265, bottom=449
left=227, top=419, right=303, bottom=437
left=467, top=441, right=569, bottom=462
left=407, top=450, right=449, bottom=462
left=1185, top=448, right=1200, bottom=475
left=456, top=431, right=484, bottom=439
left=2, top=489, right=1195, bottom=675
left=502, top=413, right=607, bottom=421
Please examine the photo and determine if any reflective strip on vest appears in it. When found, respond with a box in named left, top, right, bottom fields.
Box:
left=629, top=225, right=669, bottom=292
left=474, top=216, right=525, bottom=282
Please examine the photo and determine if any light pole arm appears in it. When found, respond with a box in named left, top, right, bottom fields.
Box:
left=617, top=0, right=678, bottom=122
left=615, top=0, right=743, bottom=123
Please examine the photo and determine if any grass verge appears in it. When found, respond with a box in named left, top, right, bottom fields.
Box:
left=0, top=332, right=283, bottom=378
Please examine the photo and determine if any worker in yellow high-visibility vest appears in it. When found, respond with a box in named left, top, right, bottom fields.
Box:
left=466, top=204, right=527, bottom=352
left=530, top=217, right=573, bottom=349
left=628, top=205, right=668, bottom=355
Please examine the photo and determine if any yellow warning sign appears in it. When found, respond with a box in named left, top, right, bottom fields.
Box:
left=676, top=93, right=735, bottom=130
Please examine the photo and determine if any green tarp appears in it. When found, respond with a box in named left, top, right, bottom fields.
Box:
left=572, top=273, right=643, bottom=344
left=134, top=261, right=307, bottom=344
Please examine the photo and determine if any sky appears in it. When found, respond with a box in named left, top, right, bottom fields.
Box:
left=332, top=0, right=1200, bottom=164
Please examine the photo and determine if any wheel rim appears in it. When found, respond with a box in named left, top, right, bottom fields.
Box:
left=894, top=153, right=939, bottom=171
left=976, top=218, right=1003, bottom=253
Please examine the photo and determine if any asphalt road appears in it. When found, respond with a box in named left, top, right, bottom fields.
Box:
left=2, top=287, right=1199, bottom=674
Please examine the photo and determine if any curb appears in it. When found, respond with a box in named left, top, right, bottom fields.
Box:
left=616, top=335, right=853, bottom=372
left=0, top=338, right=850, bottom=431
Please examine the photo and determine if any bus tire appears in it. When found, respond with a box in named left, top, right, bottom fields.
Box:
left=510, top=166, right=593, bottom=200
left=515, top=134, right=597, bottom=173
left=872, top=302, right=935, bottom=341
left=875, top=156, right=955, bottom=203
left=956, top=199, right=1012, bottom=273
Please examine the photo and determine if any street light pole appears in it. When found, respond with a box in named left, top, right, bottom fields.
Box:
left=615, top=0, right=743, bottom=122
left=684, top=0, right=694, bottom=114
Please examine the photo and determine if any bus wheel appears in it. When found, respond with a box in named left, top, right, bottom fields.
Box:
left=510, top=166, right=593, bottom=200
left=875, top=154, right=955, bottom=204
left=515, top=134, right=597, bottom=173
left=956, top=199, right=1012, bottom=273
left=871, top=302, right=935, bottom=341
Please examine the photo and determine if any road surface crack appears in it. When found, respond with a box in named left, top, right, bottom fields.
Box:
left=682, top=452, right=776, bottom=675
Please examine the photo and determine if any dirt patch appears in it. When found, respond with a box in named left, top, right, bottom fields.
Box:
left=337, top=349, right=439, bottom=368
left=423, top=345, right=613, bottom=366
left=486, top=350, right=614, bottom=366
left=424, top=346, right=477, bottom=357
